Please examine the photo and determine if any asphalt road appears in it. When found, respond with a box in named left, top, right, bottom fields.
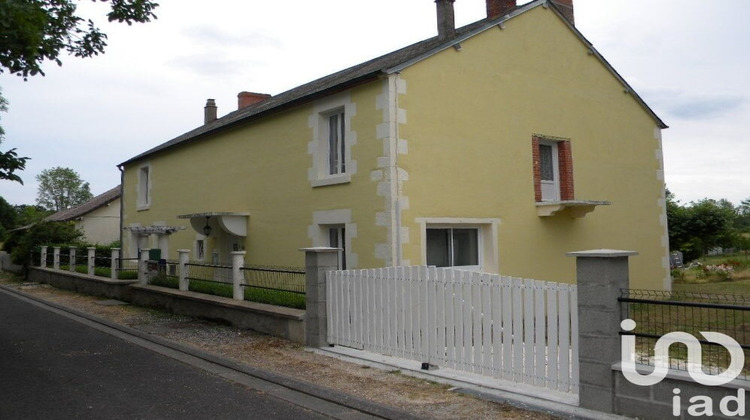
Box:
left=0, top=290, right=332, bottom=420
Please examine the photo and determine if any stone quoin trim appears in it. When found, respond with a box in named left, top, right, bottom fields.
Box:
left=374, top=75, right=408, bottom=266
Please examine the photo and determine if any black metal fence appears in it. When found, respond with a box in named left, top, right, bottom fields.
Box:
left=31, top=249, right=306, bottom=309
left=239, top=265, right=306, bottom=308
left=31, top=250, right=140, bottom=280
left=152, top=262, right=306, bottom=309
left=619, top=289, right=750, bottom=380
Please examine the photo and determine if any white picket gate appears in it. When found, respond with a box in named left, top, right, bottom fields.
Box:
left=326, top=266, right=578, bottom=395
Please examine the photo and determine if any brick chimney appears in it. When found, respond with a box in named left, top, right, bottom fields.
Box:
left=238, top=91, right=272, bottom=110
left=551, top=0, right=574, bottom=25
left=435, top=0, right=456, bottom=41
left=486, top=0, right=516, bottom=20
left=204, top=99, right=217, bottom=124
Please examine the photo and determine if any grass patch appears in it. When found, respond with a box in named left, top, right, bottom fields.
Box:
left=628, top=260, right=750, bottom=377
left=58, top=264, right=139, bottom=280
left=673, top=278, right=750, bottom=295
left=673, top=253, right=750, bottom=285
left=148, top=277, right=305, bottom=309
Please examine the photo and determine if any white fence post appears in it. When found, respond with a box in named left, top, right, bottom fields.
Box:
left=53, top=247, right=60, bottom=270
left=231, top=251, right=245, bottom=300
left=40, top=246, right=48, bottom=268
left=110, top=248, right=120, bottom=280
left=177, top=249, right=190, bottom=291
left=69, top=246, right=77, bottom=272
left=87, top=247, right=96, bottom=276
left=139, top=248, right=150, bottom=284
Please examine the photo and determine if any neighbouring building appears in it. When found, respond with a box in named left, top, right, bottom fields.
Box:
left=45, top=186, right=121, bottom=245
left=119, top=0, right=670, bottom=290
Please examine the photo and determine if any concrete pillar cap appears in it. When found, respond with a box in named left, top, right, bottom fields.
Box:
left=298, top=247, right=341, bottom=253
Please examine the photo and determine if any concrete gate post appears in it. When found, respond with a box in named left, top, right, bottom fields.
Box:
left=53, top=247, right=61, bottom=270
left=110, top=248, right=120, bottom=280
left=567, top=249, right=637, bottom=413
left=40, top=246, right=48, bottom=268
left=69, top=246, right=77, bottom=272
left=177, top=249, right=190, bottom=291
left=139, top=248, right=150, bottom=285
left=87, top=247, right=96, bottom=276
left=300, top=247, right=339, bottom=348
left=231, top=251, right=246, bottom=300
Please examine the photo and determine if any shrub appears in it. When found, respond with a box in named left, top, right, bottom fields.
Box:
left=10, top=221, right=83, bottom=270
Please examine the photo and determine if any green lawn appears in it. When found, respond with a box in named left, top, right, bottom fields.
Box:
left=149, top=276, right=305, bottom=309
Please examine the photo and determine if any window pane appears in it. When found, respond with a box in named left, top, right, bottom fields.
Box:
left=328, top=226, right=346, bottom=270
left=540, top=144, right=554, bottom=181
left=452, top=229, right=479, bottom=266
left=426, top=229, right=450, bottom=267
left=328, top=227, right=339, bottom=248
left=328, top=114, right=339, bottom=175
left=339, top=112, right=346, bottom=173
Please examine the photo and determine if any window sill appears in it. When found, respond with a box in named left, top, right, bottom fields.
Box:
left=536, top=200, right=610, bottom=218
left=137, top=205, right=150, bottom=212
left=311, top=174, right=351, bottom=188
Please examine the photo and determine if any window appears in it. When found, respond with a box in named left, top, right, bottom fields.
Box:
left=539, top=141, right=559, bottom=201
left=426, top=228, right=479, bottom=268
left=137, top=165, right=151, bottom=209
left=328, top=225, right=347, bottom=269
left=532, top=136, right=574, bottom=202
left=196, top=239, right=205, bottom=261
left=327, top=111, right=346, bottom=175
left=308, top=94, right=356, bottom=187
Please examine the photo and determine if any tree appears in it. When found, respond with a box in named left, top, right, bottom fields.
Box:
left=666, top=189, right=690, bottom=252
left=0, top=0, right=159, bottom=183
left=8, top=220, right=83, bottom=270
left=0, top=196, right=18, bottom=241
left=13, top=204, right=51, bottom=226
left=0, top=90, right=29, bottom=184
left=36, top=166, right=93, bottom=212
left=0, top=0, right=159, bottom=79
left=666, top=190, right=744, bottom=260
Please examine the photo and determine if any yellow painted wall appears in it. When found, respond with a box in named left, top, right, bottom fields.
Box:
left=122, top=4, right=668, bottom=289
left=76, top=198, right=121, bottom=245
left=122, top=82, right=389, bottom=268
left=396, top=6, right=668, bottom=289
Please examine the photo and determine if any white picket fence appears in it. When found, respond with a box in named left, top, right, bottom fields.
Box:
left=326, top=266, right=579, bottom=394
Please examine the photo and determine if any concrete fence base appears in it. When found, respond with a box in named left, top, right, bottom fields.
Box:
left=130, top=284, right=305, bottom=344
left=28, top=267, right=137, bottom=301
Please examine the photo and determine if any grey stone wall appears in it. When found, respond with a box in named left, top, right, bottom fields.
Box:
left=613, top=368, right=748, bottom=420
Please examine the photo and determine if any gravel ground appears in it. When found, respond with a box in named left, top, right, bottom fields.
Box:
left=0, top=274, right=561, bottom=419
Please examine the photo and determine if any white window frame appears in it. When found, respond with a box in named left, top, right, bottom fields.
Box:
left=195, top=235, right=206, bottom=261
left=136, top=163, right=152, bottom=210
left=308, top=209, right=358, bottom=269
left=308, top=93, right=356, bottom=187
left=326, top=110, right=346, bottom=176
left=539, top=140, right=560, bottom=202
left=416, top=217, right=500, bottom=273
left=327, top=225, right=347, bottom=270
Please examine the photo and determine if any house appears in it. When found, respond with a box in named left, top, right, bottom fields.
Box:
left=119, top=0, right=670, bottom=290
left=45, top=186, right=121, bottom=245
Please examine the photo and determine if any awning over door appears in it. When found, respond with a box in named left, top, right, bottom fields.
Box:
left=124, top=225, right=184, bottom=235
left=177, top=212, right=250, bottom=237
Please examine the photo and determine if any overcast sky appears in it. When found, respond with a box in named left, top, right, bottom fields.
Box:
left=0, top=0, right=748, bottom=207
